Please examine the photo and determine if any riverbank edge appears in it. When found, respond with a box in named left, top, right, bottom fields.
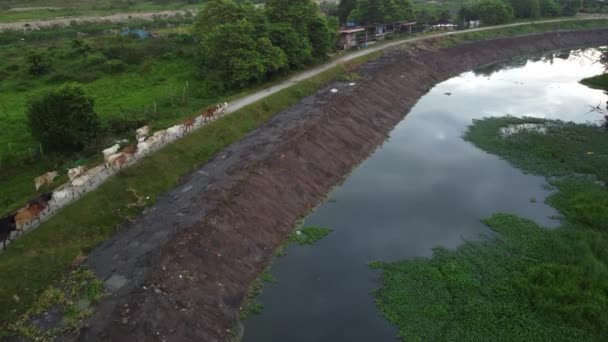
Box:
left=69, top=29, right=608, bottom=341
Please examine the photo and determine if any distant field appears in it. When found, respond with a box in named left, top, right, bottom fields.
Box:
left=0, top=0, right=200, bottom=22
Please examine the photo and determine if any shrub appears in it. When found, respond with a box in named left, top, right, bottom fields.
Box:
left=27, top=83, right=101, bottom=152
left=27, top=50, right=51, bottom=76
left=104, top=59, right=128, bottom=73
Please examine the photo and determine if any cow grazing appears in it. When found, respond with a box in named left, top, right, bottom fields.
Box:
left=183, top=118, right=196, bottom=133
left=34, top=171, right=58, bottom=191
left=216, top=102, right=228, bottom=115
left=0, top=214, right=17, bottom=248
left=68, top=166, right=87, bottom=181
left=136, top=126, right=150, bottom=143
left=53, top=187, right=74, bottom=203
left=102, top=144, right=121, bottom=161
left=16, top=193, right=52, bottom=230
left=27, top=192, right=53, bottom=208
left=121, top=144, right=137, bottom=155
left=167, top=125, right=184, bottom=138
left=201, top=106, right=217, bottom=122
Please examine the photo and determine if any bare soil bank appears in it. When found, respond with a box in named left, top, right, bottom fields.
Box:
left=73, top=29, right=608, bottom=341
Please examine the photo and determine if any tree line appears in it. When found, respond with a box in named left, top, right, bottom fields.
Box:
left=459, top=0, right=581, bottom=25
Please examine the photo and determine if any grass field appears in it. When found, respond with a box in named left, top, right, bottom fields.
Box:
left=0, top=0, right=199, bottom=22
left=371, top=116, right=608, bottom=340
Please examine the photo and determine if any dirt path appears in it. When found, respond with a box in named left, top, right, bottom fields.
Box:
left=0, top=9, right=193, bottom=31
left=64, top=29, right=608, bottom=342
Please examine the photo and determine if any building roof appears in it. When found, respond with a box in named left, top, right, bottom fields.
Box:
left=339, top=28, right=365, bottom=34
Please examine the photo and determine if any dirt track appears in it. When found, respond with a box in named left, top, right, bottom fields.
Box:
left=69, top=30, right=608, bottom=341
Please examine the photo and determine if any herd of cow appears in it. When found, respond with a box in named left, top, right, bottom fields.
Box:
left=0, top=102, right=228, bottom=249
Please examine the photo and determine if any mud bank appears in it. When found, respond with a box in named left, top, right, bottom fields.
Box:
left=72, top=29, right=608, bottom=341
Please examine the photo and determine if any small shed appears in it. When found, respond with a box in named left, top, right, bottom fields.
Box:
left=338, top=27, right=365, bottom=50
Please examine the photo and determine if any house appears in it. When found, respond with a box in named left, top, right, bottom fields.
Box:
left=338, top=27, right=365, bottom=50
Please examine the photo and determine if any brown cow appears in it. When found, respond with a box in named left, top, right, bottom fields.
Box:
left=201, top=106, right=217, bottom=122
left=15, top=192, right=52, bottom=230
left=121, top=144, right=138, bottom=155
left=112, top=153, right=128, bottom=170
left=183, top=117, right=196, bottom=133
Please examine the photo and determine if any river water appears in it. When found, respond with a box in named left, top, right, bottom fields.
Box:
left=242, top=48, right=607, bottom=342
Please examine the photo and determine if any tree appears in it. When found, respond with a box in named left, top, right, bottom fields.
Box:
left=192, top=0, right=244, bottom=36
left=349, top=0, right=415, bottom=24
left=269, top=23, right=313, bottom=69
left=558, top=0, right=582, bottom=15
left=540, top=0, right=561, bottom=17
left=338, top=0, right=357, bottom=23
left=200, top=19, right=287, bottom=88
left=458, top=3, right=480, bottom=22
left=266, top=0, right=336, bottom=59
left=319, top=0, right=339, bottom=16
left=27, top=83, right=101, bottom=152
left=508, top=0, right=541, bottom=18
left=477, top=0, right=513, bottom=25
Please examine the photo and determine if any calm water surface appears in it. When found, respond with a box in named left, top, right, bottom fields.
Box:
left=243, top=48, right=607, bottom=342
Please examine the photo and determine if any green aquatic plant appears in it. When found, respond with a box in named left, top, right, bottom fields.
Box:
left=372, top=117, right=608, bottom=341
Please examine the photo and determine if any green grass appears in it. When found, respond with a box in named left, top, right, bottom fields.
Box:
left=0, top=53, right=372, bottom=336
left=371, top=117, right=608, bottom=341
left=288, top=226, right=333, bottom=246
left=0, top=1, right=199, bottom=22
left=464, top=116, right=608, bottom=181
left=581, top=73, right=608, bottom=91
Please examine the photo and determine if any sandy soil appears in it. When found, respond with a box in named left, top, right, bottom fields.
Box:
left=57, top=29, right=608, bottom=342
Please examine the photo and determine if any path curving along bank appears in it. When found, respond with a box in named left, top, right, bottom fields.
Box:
left=70, top=29, right=608, bottom=342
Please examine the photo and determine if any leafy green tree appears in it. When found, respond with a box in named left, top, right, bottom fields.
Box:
left=307, top=14, right=336, bottom=58
left=266, top=0, right=336, bottom=59
left=192, top=0, right=245, bottom=37
left=27, top=83, right=101, bottom=152
left=477, top=0, right=513, bottom=25
left=458, top=3, right=480, bottom=22
left=508, top=0, right=541, bottom=18
left=319, top=0, right=339, bottom=16
left=200, top=19, right=287, bottom=88
left=540, top=0, right=561, bottom=16
left=338, top=0, right=358, bottom=22
left=269, top=23, right=313, bottom=69
left=558, top=0, right=582, bottom=15
left=349, top=0, right=415, bottom=24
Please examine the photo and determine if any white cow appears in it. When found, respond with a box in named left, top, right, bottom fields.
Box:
left=136, top=125, right=151, bottom=143
left=67, top=166, right=87, bottom=181
left=102, top=144, right=121, bottom=161
left=34, top=171, right=59, bottom=191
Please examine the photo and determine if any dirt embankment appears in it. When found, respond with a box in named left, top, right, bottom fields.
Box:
left=73, top=29, right=608, bottom=341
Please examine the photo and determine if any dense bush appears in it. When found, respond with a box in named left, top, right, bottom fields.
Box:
left=27, top=83, right=101, bottom=152
left=477, top=0, right=514, bottom=25
left=27, top=50, right=51, bottom=76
